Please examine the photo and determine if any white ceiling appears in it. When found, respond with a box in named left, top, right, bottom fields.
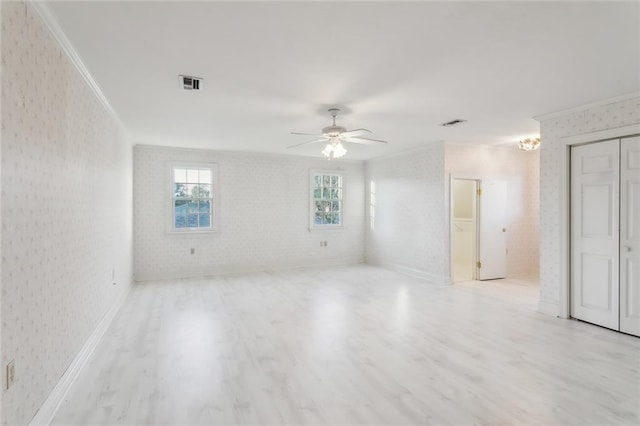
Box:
left=46, top=1, right=640, bottom=160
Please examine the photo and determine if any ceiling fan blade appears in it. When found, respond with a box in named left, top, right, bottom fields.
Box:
left=342, top=136, right=389, bottom=145
left=341, top=128, right=372, bottom=137
left=286, top=138, right=328, bottom=149
left=291, top=132, right=323, bottom=137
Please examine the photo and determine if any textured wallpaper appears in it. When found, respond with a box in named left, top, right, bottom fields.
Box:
left=1, top=2, right=133, bottom=424
left=445, top=143, right=540, bottom=278
left=133, top=146, right=365, bottom=281
left=538, top=96, right=640, bottom=313
left=365, top=144, right=448, bottom=283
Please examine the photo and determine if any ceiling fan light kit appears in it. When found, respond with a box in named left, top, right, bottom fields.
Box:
left=288, top=108, right=388, bottom=159
left=519, top=137, right=541, bottom=151
left=321, top=139, right=347, bottom=159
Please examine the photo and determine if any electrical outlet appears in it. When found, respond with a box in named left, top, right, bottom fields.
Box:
left=6, top=360, right=15, bottom=390
left=324, top=241, right=328, bottom=247
left=190, top=248, right=195, bottom=254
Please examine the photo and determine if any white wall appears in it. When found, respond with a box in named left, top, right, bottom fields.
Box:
left=445, top=144, right=540, bottom=278
left=134, top=145, right=365, bottom=281
left=0, top=2, right=133, bottom=424
left=365, top=143, right=448, bottom=283
left=537, top=94, right=640, bottom=316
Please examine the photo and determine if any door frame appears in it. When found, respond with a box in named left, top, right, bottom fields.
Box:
left=559, top=123, right=640, bottom=319
left=449, top=174, right=481, bottom=284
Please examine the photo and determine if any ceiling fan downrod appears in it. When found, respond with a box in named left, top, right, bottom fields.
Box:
left=328, top=108, right=340, bottom=126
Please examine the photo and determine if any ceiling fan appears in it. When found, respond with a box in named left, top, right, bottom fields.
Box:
left=287, top=108, right=388, bottom=159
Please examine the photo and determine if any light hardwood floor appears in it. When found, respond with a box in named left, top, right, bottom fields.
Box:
left=52, top=264, right=640, bottom=425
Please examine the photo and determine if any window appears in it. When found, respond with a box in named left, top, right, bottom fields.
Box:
left=172, top=165, right=214, bottom=231
left=311, top=172, right=343, bottom=228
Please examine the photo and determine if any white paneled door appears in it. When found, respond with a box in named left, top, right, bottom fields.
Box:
left=620, top=136, right=640, bottom=336
left=571, top=140, right=620, bottom=330
left=478, top=180, right=507, bottom=280
left=571, top=137, right=640, bottom=337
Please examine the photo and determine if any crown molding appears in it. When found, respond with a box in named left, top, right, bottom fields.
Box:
left=533, top=91, right=640, bottom=122
left=27, top=1, right=129, bottom=138
left=561, top=123, right=640, bottom=146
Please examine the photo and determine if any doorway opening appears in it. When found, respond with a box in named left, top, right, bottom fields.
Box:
left=451, top=177, right=508, bottom=283
left=452, top=179, right=478, bottom=282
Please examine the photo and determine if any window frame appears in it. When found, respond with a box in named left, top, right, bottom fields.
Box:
left=169, top=162, right=219, bottom=233
left=309, top=169, right=345, bottom=230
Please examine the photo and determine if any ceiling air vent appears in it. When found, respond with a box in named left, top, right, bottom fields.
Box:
left=179, top=75, right=202, bottom=91
left=441, top=119, right=467, bottom=127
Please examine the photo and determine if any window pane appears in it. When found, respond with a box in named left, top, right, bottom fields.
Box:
left=199, top=200, right=211, bottom=214
left=199, top=169, right=212, bottom=184
left=186, top=214, right=198, bottom=227
left=174, top=183, right=187, bottom=198
left=193, top=184, right=211, bottom=198
left=198, top=214, right=211, bottom=227
left=173, top=166, right=215, bottom=231
left=186, top=202, right=198, bottom=214
left=311, top=172, right=343, bottom=227
left=174, top=199, right=187, bottom=228
left=186, top=183, right=198, bottom=196
left=174, top=168, right=187, bottom=183
left=175, top=214, right=187, bottom=228
left=187, top=169, right=199, bottom=183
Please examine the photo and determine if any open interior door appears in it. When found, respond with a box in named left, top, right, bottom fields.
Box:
left=477, top=180, right=507, bottom=280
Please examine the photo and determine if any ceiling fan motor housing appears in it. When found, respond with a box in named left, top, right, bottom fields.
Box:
left=322, top=125, right=347, bottom=137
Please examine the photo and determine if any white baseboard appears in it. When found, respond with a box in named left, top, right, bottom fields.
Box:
left=29, top=286, right=131, bottom=426
left=537, top=299, right=560, bottom=317
left=134, top=257, right=365, bottom=282
left=373, top=261, right=449, bottom=286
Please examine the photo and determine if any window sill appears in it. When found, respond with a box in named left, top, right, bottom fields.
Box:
left=308, top=226, right=346, bottom=232
left=167, top=229, right=219, bottom=235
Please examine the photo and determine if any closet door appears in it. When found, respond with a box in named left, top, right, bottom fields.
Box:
left=620, top=136, right=640, bottom=337
left=571, top=140, right=620, bottom=330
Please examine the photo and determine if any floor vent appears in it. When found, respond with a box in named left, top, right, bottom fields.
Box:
left=180, top=75, right=202, bottom=91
